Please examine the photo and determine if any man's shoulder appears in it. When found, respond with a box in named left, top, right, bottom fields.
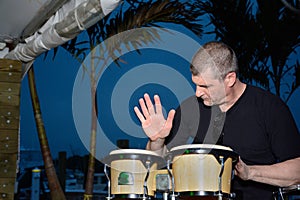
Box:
left=246, top=85, right=279, bottom=99
left=245, top=85, right=286, bottom=107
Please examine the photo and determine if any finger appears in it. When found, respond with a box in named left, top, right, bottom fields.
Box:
left=134, top=106, right=145, bottom=123
left=160, top=109, right=176, bottom=138
left=154, top=94, right=162, bottom=114
left=144, top=93, right=155, bottom=115
left=139, top=98, right=150, bottom=119
left=165, top=109, right=176, bottom=129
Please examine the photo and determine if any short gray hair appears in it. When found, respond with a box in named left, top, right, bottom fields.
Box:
left=190, top=41, right=238, bottom=80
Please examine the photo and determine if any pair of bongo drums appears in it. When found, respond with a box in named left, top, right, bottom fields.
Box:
left=103, top=144, right=238, bottom=200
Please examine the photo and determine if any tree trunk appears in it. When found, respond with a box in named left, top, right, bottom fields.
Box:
left=84, top=49, right=98, bottom=200
left=28, top=66, right=66, bottom=200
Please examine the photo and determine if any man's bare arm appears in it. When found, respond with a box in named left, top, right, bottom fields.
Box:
left=235, top=157, right=300, bottom=187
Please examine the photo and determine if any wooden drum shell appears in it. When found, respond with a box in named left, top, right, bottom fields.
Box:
left=172, top=154, right=233, bottom=194
left=111, top=159, right=157, bottom=196
left=105, top=149, right=165, bottom=197
left=169, top=144, right=238, bottom=197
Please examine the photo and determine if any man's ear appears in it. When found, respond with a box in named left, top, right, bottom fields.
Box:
left=225, top=71, right=236, bottom=87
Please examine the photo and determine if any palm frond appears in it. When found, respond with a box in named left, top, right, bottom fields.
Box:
left=63, top=0, right=205, bottom=64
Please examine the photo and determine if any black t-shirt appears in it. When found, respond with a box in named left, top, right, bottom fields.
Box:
left=165, top=85, right=300, bottom=200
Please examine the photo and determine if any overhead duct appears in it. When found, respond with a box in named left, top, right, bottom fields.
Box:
left=5, top=0, right=122, bottom=76
left=21, top=0, right=69, bottom=40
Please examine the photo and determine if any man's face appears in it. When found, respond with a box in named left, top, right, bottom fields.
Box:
left=191, top=69, right=226, bottom=106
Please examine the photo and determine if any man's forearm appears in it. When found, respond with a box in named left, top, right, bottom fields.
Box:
left=247, top=158, right=300, bottom=187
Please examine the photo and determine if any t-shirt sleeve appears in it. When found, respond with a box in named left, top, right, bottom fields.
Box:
left=265, top=96, right=300, bottom=161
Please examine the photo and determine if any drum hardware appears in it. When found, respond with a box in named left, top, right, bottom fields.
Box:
left=142, top=161, right=151, bottom=200
left=217, top=156, right=225, bottom=200
left=150, top=168, right=174, bottom=200
left=174, top=191, right=235, bottom=199
left=104, top=164, right=112, bottom=200
left=273, top=184, right=300, bottom=200
left=162, top=192, right=169, bottom=200
left=167, top=159, right=177, bottom=200
left=276, top=187, right=285, bottom=200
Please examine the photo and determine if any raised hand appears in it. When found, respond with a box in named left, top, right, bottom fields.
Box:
left=134, top=93, right=175, bottom=141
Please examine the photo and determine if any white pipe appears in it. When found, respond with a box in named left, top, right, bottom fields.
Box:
left=5, top=0, right=121, bottom=75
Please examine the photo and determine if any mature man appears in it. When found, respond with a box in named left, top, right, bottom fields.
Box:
left=134, top=41, right=300, bottom=199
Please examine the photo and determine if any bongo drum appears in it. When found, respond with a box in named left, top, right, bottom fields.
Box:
left=168, top=144, right=238, bottom=199
left=103, top=149, right=165, bottom=199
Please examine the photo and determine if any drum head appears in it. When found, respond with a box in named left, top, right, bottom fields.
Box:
left=110, top=148, right=161, bottom=156
left=167, top=144, right=238, bottom=163
left=102, top=149, right=166, bottom=168
left=170, top=144, right=233, bottom=152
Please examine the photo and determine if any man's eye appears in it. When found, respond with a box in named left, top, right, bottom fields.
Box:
left=198, top=85, right=208, bottom=88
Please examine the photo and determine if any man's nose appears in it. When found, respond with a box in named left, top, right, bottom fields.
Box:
left=195, top=86, right=204, bottom=97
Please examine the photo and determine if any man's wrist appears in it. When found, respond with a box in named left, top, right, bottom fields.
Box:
left=152, top=144, right=168, bottom=156
left=150, top=137, right=165, bottom=145
left=146, top=137, right=165, bottom=151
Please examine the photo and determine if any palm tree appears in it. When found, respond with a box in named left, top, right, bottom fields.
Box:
left=256, top=0, right=300, bottom=101
left=28, top=66, right=66, bottom=200
left=197, top=0, right=270, bottom=87
left=61, top=0, right=206, bottom=198
left=198, top=0, right=300, bottom=102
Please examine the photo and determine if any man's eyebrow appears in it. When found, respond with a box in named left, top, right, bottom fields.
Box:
left=197, top=84, right=212, bottom=88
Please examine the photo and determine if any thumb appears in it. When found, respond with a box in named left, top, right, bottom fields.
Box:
left=165, top=109, right=175, bottom=129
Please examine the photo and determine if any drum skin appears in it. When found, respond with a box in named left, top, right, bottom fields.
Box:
left=110, top=158, right=157, bottom=196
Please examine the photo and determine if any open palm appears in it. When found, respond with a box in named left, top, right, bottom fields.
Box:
left=134, top=93, right=175, bottom=141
